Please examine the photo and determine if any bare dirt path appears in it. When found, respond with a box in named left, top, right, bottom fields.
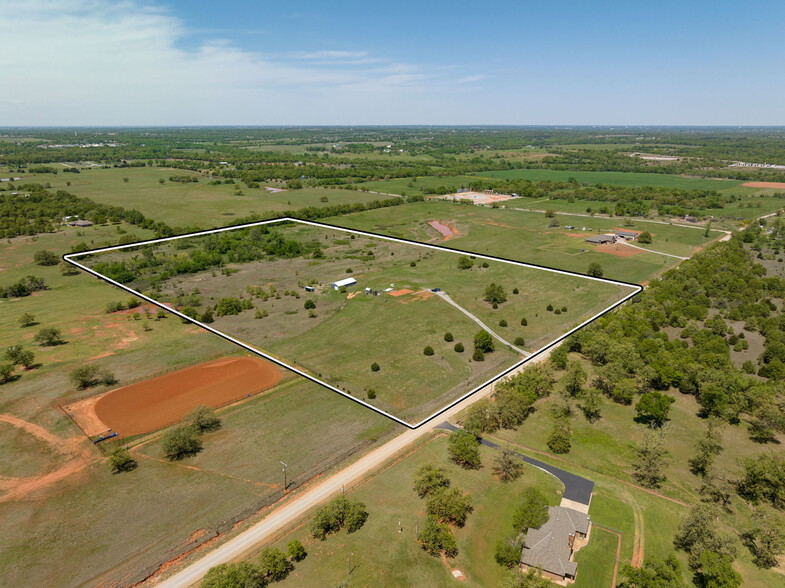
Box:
left=431, top=291, right=529, bottom=356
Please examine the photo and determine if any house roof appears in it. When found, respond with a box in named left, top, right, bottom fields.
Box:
left=586, top=234, right=614, bottom=244
left=70, top=220, right=93, bottom=226
left=520, top=506, right=590, bottom=578
left=615, top=230, right=638, bottom=237
left=332, top=277, right=357, bottom=288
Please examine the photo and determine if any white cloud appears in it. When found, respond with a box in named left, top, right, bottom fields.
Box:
left=0, top=0, right=477, bottom=124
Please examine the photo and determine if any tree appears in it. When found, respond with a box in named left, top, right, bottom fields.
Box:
left=512, top=486, right=549, bottom=532
left=579, top=387, right=602, bottom=423
left=699, top=466, right=735, bottom=509
left=457, top=256, right=473, bottom=270
left=107, top=447, right=137, bottom=474
left=638, top=232, right=653, bottom=244
left=494, top=537, right=522, bottom=568
left=426, top=487, right=473, bottom=527
left=635, top=391, right=675, bottom=427
left=484, top=283, right=507, bottom=305
left=310, top=495, right=368, bottom=540
left=423, top=345, right=434, bottom=356
left=689, top=418, right=724, bottom=477
left=417, top=517, right=458, bottom=557
left=632, top=429, right=669, bottom=488
left=69, top=365, right=115, bottom=389
left=413, top=464, right=451, bottom=498
left=474, top=330, right=495, bottom=353
left=33, top=250, right=59, bottom=266
left=33, top=327, right=65, bottom=346
left=562, top=360, right=586, bottom=397
left=257, top=546, right=293, bottom=582
left=695, top=551, right=741, bottom=588
left=17, top=313, right=36, bottom=328
left=462, top=399, right=496, bottom=437
left=744, top=507, right=785, bottom=568
left=188, top=405, right=221, bottom=433
left=736, top=453, right=785, bottom=509
left=215, top=297, right=243, bottom=316
left=447, top=429, right=481, bottom=469
left=162, top=425, right=202, bottom=460
left=674, top=504, right=737, bottom=567
left=499, top=566, right=553, bottom=588
left=286, top=539, right=307, bottom=562
left=493, top=447, right=524, bottom=482
left=304, top=299, right=316, bottom=310
left=371, top=362, right=380, bottom=372
left=0, top=364, right=15, bottom=384
left=4, top=345, right=34, bottom=368
left=618, top=554, right=683, bottom=588
left=202, top=562, right=266, bottom=588
left=587, top=262, right=604, bottom=278
left=546, top=416, right=572, bottom=454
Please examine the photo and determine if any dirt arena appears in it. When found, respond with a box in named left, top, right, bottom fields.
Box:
left=439, top=191, right=517, bottom=205
left=65, top=356, right=282, bottom=437
left=595, top=243, right=641, bottom=257
left=742, top=181, right=785, bottom=189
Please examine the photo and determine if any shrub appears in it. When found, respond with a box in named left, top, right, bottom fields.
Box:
left=546, top=304, right=553, bottom=312
left=304, top=299, right=316, bottom=310
left=371, top=362, right=380, bottom=372
left=444, top=332, right=454, bottom=342
left=473, top=330, right=495, bottom=353
left=457, top=256, right=473, bottom=270
left=162, top=425, right=202, bottom=460
left=108, top=447, right=137, bottom=474
left=514, top=337, right=525, bottom=346
left=216, top=297, right=243, bottom=316
left=33, top=327, right=65, bottom=346
left=454, top=342, right=464, bottom=352
left=423, top=346, right=435, bottom=356
left=473, top=348, right=485, bottom=361
left=520, top=317, right=528, bottom=326
left=499, top=319, right=507, bottom=327
left=484, top=283, right=507, bottom=305
left=512, top=287, right=519, bottom=294
left=367, top=389, right=377, bottom=399
left=33, top=250, right=58, bottom=266
left=17, top=313, right=36, bottom=328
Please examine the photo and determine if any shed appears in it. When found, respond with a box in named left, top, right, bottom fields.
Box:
left=614, top=230, right=638, bottom=240
left=330, top=277, right=357, bottom=290
left=586, top=234, right=615, bottom=245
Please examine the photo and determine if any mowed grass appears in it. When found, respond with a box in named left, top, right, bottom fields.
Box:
left=265, top=435, right=563, bottom=588
left=330, top=200, right=721, bottom=283
left=18, top=166, right=395, bottom=227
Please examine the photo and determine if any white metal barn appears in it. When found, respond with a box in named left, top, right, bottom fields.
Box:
left=330, top=277, right=357, bottom=290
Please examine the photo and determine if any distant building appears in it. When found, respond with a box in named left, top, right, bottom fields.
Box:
left=614, top=230, right=638, bottom=240
left=304, top=286, right=315, bottom=293
left=520, top=506, right=591, bottom=583
left=69, top=219, right=93, bottom=227
left=586, top=234, right=616, bottom=245
left=330, top=277, right=357, bottom=290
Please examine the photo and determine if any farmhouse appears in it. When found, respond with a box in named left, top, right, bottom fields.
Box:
left=330, top=277, right=357, bottom=290
left=614, top=230, right=638, bottom=240
left=585, top=234, right=616, bottom=245
left=69, top=219, right=94, bottom=227
left=520, top=506, right=591, bottom=583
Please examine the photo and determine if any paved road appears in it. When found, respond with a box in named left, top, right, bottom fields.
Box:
left=436, top=422, right=594, bottom=506
left=432, top=291, right=529, bottom=356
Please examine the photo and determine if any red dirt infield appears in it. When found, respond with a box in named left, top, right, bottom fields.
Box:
left=742, top=181, right=785, bottom=189
left=91, top=356, right=282, bottom=437
left=388, top=288, right=414, bottom=297
left=595, top=243, right=641, bottom=257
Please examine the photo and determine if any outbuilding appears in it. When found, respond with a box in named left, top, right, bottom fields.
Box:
left=330, top=277, right=357, bottom=290
left=585, top=234, right=615, bottom=245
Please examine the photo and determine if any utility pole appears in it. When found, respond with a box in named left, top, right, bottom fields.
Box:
left=280, top=461, right=288, bottom=493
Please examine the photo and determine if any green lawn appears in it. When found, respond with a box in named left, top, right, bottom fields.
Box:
left=330, top=200, right=722, bottom=283
left=266, top=435, right=563, bottom=588
left=16, top=166, right=396, bottom=228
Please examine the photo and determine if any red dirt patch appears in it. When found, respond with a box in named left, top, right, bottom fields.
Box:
left=428, top=220, right=458, bottom=240
left=400, top=291, right=434, bottom=304
left=743, top=181, right=785, bottom=189
left=595, top=243, right=641, bottom=257
left=88, top=356, right=282, bottom=437
left=388, top=288, right=414, bottom=297
left=0, top=414, right=94, bottom=502
left=612, top=227, right=643, bottom=236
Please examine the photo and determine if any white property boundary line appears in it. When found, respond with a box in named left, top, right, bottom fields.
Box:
left=63, top=217, right=642, bottom=429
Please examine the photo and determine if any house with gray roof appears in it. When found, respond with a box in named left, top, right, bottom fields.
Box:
left=520, top=506, right=591, bottom=583
left=614, top=230, right=639, bottom=240
left=585, top=234, right=615, bottom=245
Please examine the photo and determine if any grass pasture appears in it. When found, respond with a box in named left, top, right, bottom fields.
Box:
left=331, top=200, right=723, bottom=283
left=84, top=221, right=632, bottom=423
left=14, top=165, right=395, bottom=228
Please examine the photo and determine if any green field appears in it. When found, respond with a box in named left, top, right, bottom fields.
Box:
left=85, top=221, right=631, bottom=423
left=14, top=166, right=396, bottom=227
left=330, top=200, right=724, bottom=283
left=0, top=226, right=403, bottom=586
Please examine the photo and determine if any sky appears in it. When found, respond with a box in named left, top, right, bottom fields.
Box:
left=1, top=0, right=784, bottom=126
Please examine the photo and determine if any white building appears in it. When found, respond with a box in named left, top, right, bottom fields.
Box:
left=330, top=277, right=357, bottom=290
